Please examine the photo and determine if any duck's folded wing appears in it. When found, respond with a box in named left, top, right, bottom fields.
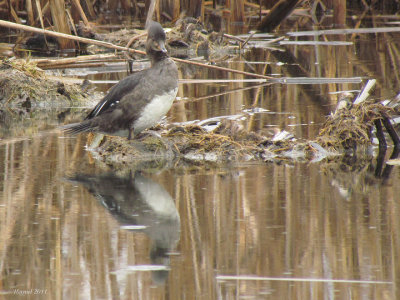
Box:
left=85, top=72, right=143, bottom=120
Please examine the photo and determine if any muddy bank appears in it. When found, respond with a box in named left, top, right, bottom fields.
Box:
left=85, top=120, right=340, bottom=170
left=88, top=119, right=309, bottom=168
left=0, top=59, right=103, bottom=138
left=0, top=59, right=96, bottom=108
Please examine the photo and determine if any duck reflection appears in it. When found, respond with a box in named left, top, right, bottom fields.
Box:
left=68, top=171, right=180, bottom=284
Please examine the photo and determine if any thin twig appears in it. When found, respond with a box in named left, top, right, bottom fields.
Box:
left=223, top=33, right=246, bottom=43
left=265, top=36, right=286, bottom=44
left=32, top=53, right=118, bottom=68
left=242, top=31, right=256, bottom=48
left=182, top=82, right=271, bottom=103
left=125, top=32, right=147, bottom=48
left=173, top=57, right=274, bottom=79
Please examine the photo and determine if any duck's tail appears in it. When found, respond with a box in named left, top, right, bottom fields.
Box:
left=60, top=121, right=94, bottom=135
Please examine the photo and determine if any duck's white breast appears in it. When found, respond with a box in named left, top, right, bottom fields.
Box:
left=133, top=87, right=178, bottom=133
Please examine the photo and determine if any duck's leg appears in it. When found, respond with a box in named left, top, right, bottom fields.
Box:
left=128, top=127, right=134, bottom=140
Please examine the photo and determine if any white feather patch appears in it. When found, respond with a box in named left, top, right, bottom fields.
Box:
left=133, top=87, right=178, bottom=133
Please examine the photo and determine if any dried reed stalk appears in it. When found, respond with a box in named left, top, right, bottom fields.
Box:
left=26, top=0, right=34, bottom=25
left=83, top=0, right=96, bottom=20
left=172, top=0, right=180, bottom=20
left=35, top=0, right=48, bottom=26
left=146, top=0, right=157, bottom=28
left=33, top=53, right=117, bottom=68
left=9, top=5, right=21, bottom=24
left=71, top=0, right=90, bottom=27
left=35, top=0, right=45, bottom=28
left=0, top=20, right=274, bottom=80
left=49, top=0, right=74, bottom=49
left=231, top=0, right=245, bottom=28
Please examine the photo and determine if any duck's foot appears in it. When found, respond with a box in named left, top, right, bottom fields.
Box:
left=135, top=130, right=162, bottom=140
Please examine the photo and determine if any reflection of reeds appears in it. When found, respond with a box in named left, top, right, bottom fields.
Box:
left=0, top=132, right=398, bottom=298
left=168, top=164, right=397, bottom=299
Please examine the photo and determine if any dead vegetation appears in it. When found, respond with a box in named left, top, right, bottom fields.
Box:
left=87, top=18, right=232, bottom=62
left=88, top=83, right=400, bottom=168
left=317, top=102, right=395, bottom=150
left=0, top=59, right=91, bottom=107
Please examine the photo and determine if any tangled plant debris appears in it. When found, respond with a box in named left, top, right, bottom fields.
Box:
left=317, top=103, right=394, bottom=150
left=87, top=81, right=400, bottom=168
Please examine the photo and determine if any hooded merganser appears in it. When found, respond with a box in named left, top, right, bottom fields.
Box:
left=62, top=21, right=178, bottom=140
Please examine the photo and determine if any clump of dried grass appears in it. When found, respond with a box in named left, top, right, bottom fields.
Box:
left=317, top=101, right=394, bottom=150
left=165, top=120, right=263, bottom=160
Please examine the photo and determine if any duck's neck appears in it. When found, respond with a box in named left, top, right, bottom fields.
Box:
left=148, top=51, right=168, bottom=67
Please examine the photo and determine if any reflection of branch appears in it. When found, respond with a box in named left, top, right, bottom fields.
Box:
left=270, top=48, right=331, bottom=115
left=349, top=31, right=400, bottom=91
left=258, top=0, right=301, bottom=32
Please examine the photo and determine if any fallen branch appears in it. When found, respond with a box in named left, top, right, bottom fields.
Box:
left=32, top=53, right=118, bottom=68
left=0, top=20, right=274, bottom=80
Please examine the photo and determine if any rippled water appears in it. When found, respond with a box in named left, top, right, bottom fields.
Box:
left=1, top=14, right=400, bottom=300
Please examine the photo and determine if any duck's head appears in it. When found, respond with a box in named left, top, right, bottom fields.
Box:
left=146, top=21, right=168, bottom=63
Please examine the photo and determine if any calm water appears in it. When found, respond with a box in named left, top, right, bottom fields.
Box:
left=1, top=16, right=400, bottom=300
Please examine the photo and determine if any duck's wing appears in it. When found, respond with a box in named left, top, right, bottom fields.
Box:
left=85, top=71, right=144, bottom=120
